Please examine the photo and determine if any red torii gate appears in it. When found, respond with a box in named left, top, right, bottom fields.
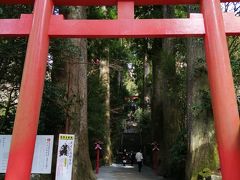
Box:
left=0, top=0, right=240, bottom=179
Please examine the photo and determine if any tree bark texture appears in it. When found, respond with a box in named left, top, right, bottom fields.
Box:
left=185, top=6, right=219, bottom=180
left=151, top=38, right=164, bottom=146
left=52, top=6, right=96, bottom=180
left=161, top=36, right=182, bottom=177
left=151, top=6, right=183, bottom=176
left=143, top=49, right=151, bottom=109
left=100, top=50, right=112, bottom=165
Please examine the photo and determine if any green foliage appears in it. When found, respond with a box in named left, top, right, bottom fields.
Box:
left=0, top=109, right=15, bottom=134
left=87, top=73, right=106, bottom=146
left=87, top=7, right=137, bottom=163
left=0, top=4, right=32, bottom=18
left=0, top=84, right=19, bottom=134
left=231, top=58, right=240, bottom=85
left=160, top=51, right=176, bottom=77
left=134, top=108, right=152, bottom=141
left=0, top=5, right=32, bottom=134
left=38, top=81, right=66, bottom=135
left=87, top=66, right=122, bottom=166
left=123, top=75, right=138, bottom=96
left=0, top=5, right=31, bottom=84
left=0, top=38, right=27, bottom=84
left=194, top=57, right=207, bottom=77
left=197, top=168, right=212, bottom=179
left=174, top=5, right=188, bottom=18
left=135, top=6, right=162, bottom=19
left=88, top=38, right=132, bottom=63
left=132, top=108, right=151, bottom=129
left=228, top=37, right=240, bottom=86
left=88, top=6, right=117, bottom=19
left=192, top=89, right=212, bottom=117
left=199, top=89, right=211, bottom=112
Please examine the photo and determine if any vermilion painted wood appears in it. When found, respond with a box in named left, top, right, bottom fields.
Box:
left=0, top=0, right=239, bottom=5
left=224, top=13, right=240, bottom=36
left=201, top=0, right=240, bottom=179
left=0, top=14, right=32, bottom=37
left=5, top=0, right=53, bottom=179
left=1, top=13, right=240, bottom=37
left=1, top=0, right=240, bottom=179
left=49, top=15, right=205, bottom=38
left=118, top=1, right=134, bottom=19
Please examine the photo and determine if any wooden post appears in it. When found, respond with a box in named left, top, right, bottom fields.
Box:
left=201, top=0, right=240, bottom=179
left=5, top=0, right=53, bottom=179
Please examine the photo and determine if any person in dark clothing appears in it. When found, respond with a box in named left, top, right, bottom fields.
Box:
left=130, top=151, right=135, bottom=166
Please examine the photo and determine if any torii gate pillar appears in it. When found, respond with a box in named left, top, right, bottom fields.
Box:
left=5, top=0, right=53, bottom=179
left=201, top=0, right=240, bottom=179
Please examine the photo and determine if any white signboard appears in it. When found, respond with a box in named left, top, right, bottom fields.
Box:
left=0, top=135, right=10, bottom=173
left=0, top=135, right=54, bottom=174
left=55, top=134, right=75, bottom=180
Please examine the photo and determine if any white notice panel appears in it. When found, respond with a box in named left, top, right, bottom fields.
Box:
left=31, top=135, right=54, bottom=174
left=0, top=135, right=11, bottom=173
left=55, top=134, right=75, bottom=180
left=0, top=135, right=54, bottom=174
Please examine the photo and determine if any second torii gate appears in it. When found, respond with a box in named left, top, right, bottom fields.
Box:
left=1, top=0, right=240, bottom=179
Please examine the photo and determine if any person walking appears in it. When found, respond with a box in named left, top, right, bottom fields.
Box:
left=135, top=150, right=143, bottom=172
left=130, top=151, right=135, bottom=166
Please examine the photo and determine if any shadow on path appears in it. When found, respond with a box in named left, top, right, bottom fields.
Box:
left=97, top=163, right=166, bottom=180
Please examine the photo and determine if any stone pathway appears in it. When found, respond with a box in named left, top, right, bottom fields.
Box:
left=97, top=164, right=166, bottom=180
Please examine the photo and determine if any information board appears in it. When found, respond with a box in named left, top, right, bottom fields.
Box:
left=55, top=134, right=75, bottom=180
left=0, top=135, right=54, bottom=174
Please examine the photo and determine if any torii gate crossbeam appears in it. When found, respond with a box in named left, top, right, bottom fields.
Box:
left=1, top=13, right=240, bottom=37
left=0, top=0, right=240, bottom=180
left=1, top=0, right=240, bottom=5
